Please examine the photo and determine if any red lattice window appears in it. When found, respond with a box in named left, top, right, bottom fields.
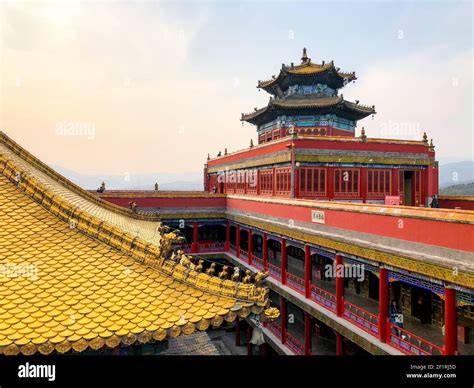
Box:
left=275, top=167, right=291, bottom=196
left=260, top=170, right=274, bottom=196
left=334, top=169, right=359, bottom=196
left=299, top=168, right=326, bottom=196
left=367, top=169, right=391, bottom=197
left=246, top=170, right=258, bottom=194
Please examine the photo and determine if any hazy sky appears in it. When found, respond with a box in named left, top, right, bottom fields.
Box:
left=1, top=0, right=472, bottom=176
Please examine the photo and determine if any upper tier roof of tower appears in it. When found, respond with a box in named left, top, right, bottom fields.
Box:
left=0, top=131, right=278, bottom=355
left=257, top=48, right=357, bottom=94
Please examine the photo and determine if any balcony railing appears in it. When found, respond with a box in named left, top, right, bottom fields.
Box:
left=240, top=249, right=248, bottom=260
left=286, top=272, right=306, bottom=295
left=310, top=283, right=337, bottom=312
left=285, top=330, right=305, bottom=355
left=388, top=323, right=443, bottom=356
left=198, top=242, right=225, bottom=252
left=266, top=321, right=282, bottom=338
left=229, top=243, right=236, bottom=253
left=343, top=300, right=379, bottom=336
left=252, top=254, right=264, bottom=270
left=268, top=262, right=282, bottom=280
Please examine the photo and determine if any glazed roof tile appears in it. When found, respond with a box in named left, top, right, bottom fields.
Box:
left=0, top=132, right=278, bottom=355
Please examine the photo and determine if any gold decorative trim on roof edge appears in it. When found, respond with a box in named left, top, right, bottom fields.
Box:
left=0, top=131, right=159, bottom=221
left=0, top=157, right=279, bottom=355
left=438, top=195, right=474, bottom=202
left=0, top=155, right=271, bottom=303
left=207, top=134, right=431, bottom=164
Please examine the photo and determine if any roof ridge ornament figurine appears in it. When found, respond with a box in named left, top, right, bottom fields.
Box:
left=301, top=47, right=309, bottom=63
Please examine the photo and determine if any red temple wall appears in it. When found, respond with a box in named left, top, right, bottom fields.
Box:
left=225, top=197, right=474, bottom=252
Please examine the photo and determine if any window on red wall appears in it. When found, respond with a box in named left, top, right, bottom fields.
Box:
left=368, top=169, right=391, bottom=197
left=260, top=170, right=274, bottom=196
left=225, top=172, right=235, bottom=194
left=235, top=171, right=246, bottom=194
left=299, top=168, right=326, bottom=196
left=258, top=134, right=265, bottom=144
left=265, top=132, right=272, bottom=143
left=246, top=170, right=258, bottom=194
left=275, top=167, right=291, bottom=196
left=334, top=169, right=359, bottom=196
left=272, top=129, right=280, bottom=140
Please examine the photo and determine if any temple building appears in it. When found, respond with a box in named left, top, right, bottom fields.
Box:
left=2, top=49, right=473, bottom=358
left=204, top=49, right=438, bottom=207
left=94, top=49, right=474, bottom=357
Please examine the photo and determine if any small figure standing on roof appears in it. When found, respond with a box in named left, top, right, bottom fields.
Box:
left=430, top=194, right=439, bottom=208
left=128, top=201, right=137, bottom=213
left=217, top=151, right=222, bottom=157
left=154, top=182, right=159, bottom=191
left=96, top=181, right=106, bottom=193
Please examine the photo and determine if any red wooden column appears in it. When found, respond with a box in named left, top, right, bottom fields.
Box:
left=235, top=317, right=240, bottom=346
left=378, top=267, right=389, bottom=343
left=263, top=233, right=268, bottom=271
left=191, top=222, right=199, bottom=253
left=360, top=168, right=368, bottom=203
left=246, top=322, right=253, bottom=356
left=224, top=222, right=230, bottom=251
left=236, top=225, right=240, bottom=258
left=335, top=254, right=344, bottom=317
left=327, top=167, right=335, bottom=200
left=336, top=332, right=344, bottom=355
left=281, top=238, right=287, bottom=285
left=443, top=287, right=458, bottom=355
left=304, top=312, right=312, bottom=355
left=248, top=229, right=253, bottom=266
left=304, top=245, right=311, bottom=299
left=281, top=298, right=287, bottom=344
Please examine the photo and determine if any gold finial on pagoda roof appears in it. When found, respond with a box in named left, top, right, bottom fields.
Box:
left=301, top=47, right=309, bottom=63
left=207, top=153, right=210, bottom=160
left=250, top=139, right=254, bottom=148
left=422, top=132, right=428, bottom=144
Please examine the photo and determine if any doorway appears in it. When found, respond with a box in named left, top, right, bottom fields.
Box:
left=403, top=171, right=413, bottom=206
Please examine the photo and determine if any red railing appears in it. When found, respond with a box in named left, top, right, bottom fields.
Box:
left=252, top=254, right=264, bottom=270
left=266, top=321, right=282, bottom=338
left=240, top=249, right=248, bottom=259
left=229, top=244, right=236, bottom=253
left=286, top=272, right=306, bottom=295
left=268, top=262, right=282, bottom=279
left=285, top=331, right=305, bottom=355
left=343, top=300, right=379, bottom=336
left=182, top=244, right=192, bottom=253
left=388, top=323, right=443, bottom=356
left=198, top=242, right=225, bottom=252
left=310, top=283, right=337, bottom=312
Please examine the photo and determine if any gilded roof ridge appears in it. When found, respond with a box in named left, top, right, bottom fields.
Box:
left=0, top=131, right=160, bottom=222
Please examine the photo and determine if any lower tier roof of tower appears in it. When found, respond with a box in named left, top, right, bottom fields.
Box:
left=241, top=95, right=376, bottom=125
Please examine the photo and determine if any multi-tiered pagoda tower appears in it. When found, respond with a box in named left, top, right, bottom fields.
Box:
left=205, top=49, right=438, bottom=207
left=242, top=48, right=375, bottom=142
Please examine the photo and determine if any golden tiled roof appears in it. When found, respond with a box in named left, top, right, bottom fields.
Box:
left=0, top=132, right=278, bottom=355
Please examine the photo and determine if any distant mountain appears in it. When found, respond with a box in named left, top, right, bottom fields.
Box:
left=440, top=182, right=474, bottom=196
left=52, top=165, right=203, bottom=191
left=438, top=161, right=474, bottom=188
